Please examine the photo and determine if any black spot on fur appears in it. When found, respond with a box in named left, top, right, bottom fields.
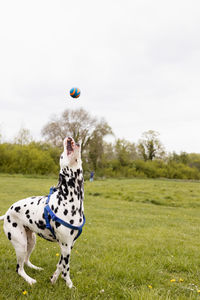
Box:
left=64, top=255, right=69, bottom=265
left=70, top=230, right=74, bottom=235
left=12, top=223, right=17, bottom=227
left=35, top=220, right=46, bottom=230
left=64, top=186, right=69, bottom=196
left=58, top=197, right=62, bottom=206
left=7, top=215, right=11, bottom=223
left=70, top=220, right=74, bottom=224
left=24, top=204, right=27, bottom=207
left=67, top=267, right=69, bottom=272
left=70, top=191, right=73, bottom=197
left=51, top=205, right=54, bottom=211
left=72, top=210, right=76, bottom=217
left=59, top=255, right=63, bottom=265
left=8, top=232, right=11, bottom=240
left=38, top=233, right=54, bottom=242
left=79, top=218, right=82, bottom=223
left=37, top=198, right=42, bottom=205
left=55, top=221, right=61, bottom=228
left=26, top=215, right=30, bottom=219
left=29, top=219, right=33, bottom=224
left=68, top=178, right=75, bottom=188
left=14, top=206, right=21, bottom=213
left=16, top=264, right=19, bottom=273
left=25, top=210, right=29, bottom=215
left=77, top=169, right=81, bottom=176
left=11, top=206, right=13, bottom=210
left=64, top=209, right=68, bottom=216
left=31, top=197, right=36, bottom=199
left=54, top=207, right=58, bottom=214
left=69, top=198, right=74, bottom=203
left=31, top=202, right=34, bottom=205
left=78, top=179, right=83, bottom=188
left=80, top=190, right=83, bottom=200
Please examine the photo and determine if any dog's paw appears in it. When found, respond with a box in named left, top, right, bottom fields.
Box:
left=66, top=278, right=73, bottom=289
left=36, top=267, right=44, bottom=271
left=50, top=275, right=57, bottom=284
left=28, top=278, right=37, bottom=285
left=26, top=261, right=44, bottom=271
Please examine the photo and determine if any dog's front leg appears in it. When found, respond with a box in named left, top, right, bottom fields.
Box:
left=60, top=244, right=73, bottom=288
left=51, top=243, right=73, bottom=288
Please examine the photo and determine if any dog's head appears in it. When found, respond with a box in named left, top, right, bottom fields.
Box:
left=60, top=137, right=82, bottom=170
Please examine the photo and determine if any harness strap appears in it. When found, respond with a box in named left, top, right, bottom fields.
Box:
left=44, top=187, right=85, bottom=241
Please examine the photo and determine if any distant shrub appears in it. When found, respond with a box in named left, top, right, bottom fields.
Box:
left=166, top=162, right=200, bottom=180
left=0, top=143, right=59, bottom=175
left=0, top=142, right=200, bottom=180
left=94, top=159, right=200, bottom=180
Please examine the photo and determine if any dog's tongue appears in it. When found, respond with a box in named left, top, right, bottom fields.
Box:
left=67, top=139, right=73, bottom=155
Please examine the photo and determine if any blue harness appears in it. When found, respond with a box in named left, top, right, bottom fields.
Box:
left=44, top=187, right=86, bottom=241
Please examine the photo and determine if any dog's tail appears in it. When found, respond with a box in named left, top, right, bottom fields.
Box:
left=0, top=215, right=5, bottom=221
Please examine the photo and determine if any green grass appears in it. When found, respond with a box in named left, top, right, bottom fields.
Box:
left=1, top=176, right=200, bottom=299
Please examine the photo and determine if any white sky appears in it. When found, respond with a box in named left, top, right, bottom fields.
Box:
left=0, top=0, right=200, bottom=153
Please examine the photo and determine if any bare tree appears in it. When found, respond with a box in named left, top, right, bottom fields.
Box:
left=14, top=128, right=33, bottom=145
left=42, top=108, right=112, bottom=152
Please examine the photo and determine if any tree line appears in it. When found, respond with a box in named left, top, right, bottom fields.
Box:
left=0, top=108, right=200, bottom=180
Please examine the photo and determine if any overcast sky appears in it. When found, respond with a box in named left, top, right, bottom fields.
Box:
left=0, top=0, right=200, bottom=153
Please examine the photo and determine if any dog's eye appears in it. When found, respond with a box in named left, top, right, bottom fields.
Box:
left=60, top=155, right=63, bottom=159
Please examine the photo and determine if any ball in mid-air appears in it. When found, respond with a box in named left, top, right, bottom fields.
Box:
left=70, top=87, right=81, bottom=98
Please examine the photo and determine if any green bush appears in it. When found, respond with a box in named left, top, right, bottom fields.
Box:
left=0, top=143, right=59, bottom=175
left=0, top=142, right=200, bottom=180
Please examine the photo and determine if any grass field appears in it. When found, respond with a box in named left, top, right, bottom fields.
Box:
left=1, top=175, right=200, bottom=299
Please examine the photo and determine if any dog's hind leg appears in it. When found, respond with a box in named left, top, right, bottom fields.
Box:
left=50, top=251, right=63, bottom=285
left=25, top=229, right=43, bottom=270
left=4, top=222, right=36, bottom=285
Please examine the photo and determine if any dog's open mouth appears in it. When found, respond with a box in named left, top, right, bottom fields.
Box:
left=67, top=137, right=75, bottom=155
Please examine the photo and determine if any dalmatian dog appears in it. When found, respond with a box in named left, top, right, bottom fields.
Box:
left=0, top=137, right=85, bottom=288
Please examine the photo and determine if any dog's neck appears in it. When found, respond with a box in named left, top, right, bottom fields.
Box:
left=57, top=166, right=84, bottom=213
